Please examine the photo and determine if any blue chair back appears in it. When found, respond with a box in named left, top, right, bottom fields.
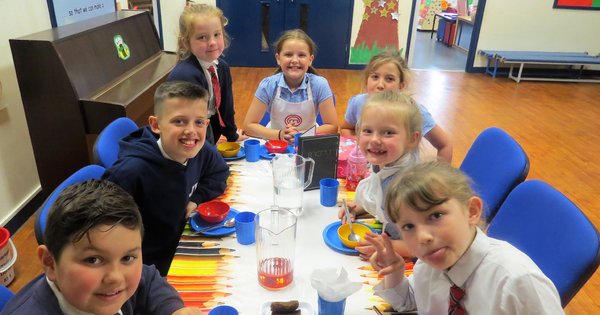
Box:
left=459, top=127, right=529, bottom=222
left=487, top=180, right=600, bottom=307
left=93, top=117, right=138, bottom=167
left=0, top=285, right=13, bottom=310
left=34, top=165, right=106, bottom=244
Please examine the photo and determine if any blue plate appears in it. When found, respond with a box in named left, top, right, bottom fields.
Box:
left=190, top=208, right=239, bottom=237
left=223, top=147, right=245, bottom=161
left=259, top=145, right=296, bottom=160
left=322, top=221, right=374, bottom=255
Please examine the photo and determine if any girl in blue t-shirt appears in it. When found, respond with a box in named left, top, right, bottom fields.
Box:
left=243, top=29, right=338, bottom=145
left=340, top=50, right=453, bottom=163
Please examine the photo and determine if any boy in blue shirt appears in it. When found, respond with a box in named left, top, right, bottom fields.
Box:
left=103, top=81, right=229, bottom=276
left=2, top=180, right=202, bottom=314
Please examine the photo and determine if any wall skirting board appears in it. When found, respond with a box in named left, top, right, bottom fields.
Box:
left=3, top=186, right=45, bottom=235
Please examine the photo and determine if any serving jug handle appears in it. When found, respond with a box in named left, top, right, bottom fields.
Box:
left=303, top=157, right=315, bottom=189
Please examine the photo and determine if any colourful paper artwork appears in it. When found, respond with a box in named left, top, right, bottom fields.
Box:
left=554, top=0, right=600, bottom=10
left=350, top=0, right=403, bottom=64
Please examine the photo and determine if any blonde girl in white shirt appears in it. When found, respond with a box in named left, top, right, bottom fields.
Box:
left=339, top=90, right=423, bottom=259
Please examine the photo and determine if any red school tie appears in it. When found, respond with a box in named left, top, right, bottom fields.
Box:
left=208, top=65, right=226, bottom=127
left=448, top=284, right=467, bottom=315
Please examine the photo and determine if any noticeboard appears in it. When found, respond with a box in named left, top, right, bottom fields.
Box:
left=47, top=0, right=116, bottom=27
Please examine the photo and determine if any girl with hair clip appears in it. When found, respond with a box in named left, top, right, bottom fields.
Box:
left=340, top=50, right=452, bottom=163
left=243, top=29, right=338, bottom=145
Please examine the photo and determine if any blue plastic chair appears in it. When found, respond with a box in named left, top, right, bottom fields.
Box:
left=0, top=285, right=13, bottom=310
left=34, top=165, right=106, bottom=244
left=459, top=127, right=529, bottom=222
left=93, top=117, right=138, bottom=167
left=487, top=180, right=600, bottom=307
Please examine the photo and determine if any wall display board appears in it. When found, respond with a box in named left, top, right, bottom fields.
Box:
left=553, top=0, right=600, bottom=10
left=47, top=0, right=116, bottom=27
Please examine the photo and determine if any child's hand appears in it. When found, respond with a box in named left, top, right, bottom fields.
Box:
left=280, top=124, right=299, bottom=144
left=217, top=135, right=228, bottom=144
left=355, top=239, right=376, bottom=260
left=364, top=232, right=405, bottom=277
left=236, top=128, right=249, bottom=142
left=172, top=307, right=203, bottom=315
left=337, top=201, right=363, bottom=223
left=185, top=201, right=197, bottom=219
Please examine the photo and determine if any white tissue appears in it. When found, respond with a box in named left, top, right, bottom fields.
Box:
left=310, top=267, right=362, bottom=302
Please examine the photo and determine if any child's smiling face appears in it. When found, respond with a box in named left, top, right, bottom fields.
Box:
left=188, top=15, right=225, bottom=62
left=366, top=61, right=405, bottom=94
left=358, top=106, right=418, bottom=167
left=396, top=197, right=482, bottom=270
left=275, top=39, right=314, bottom=88
left=150, top=97, right=208, bottom=164
left=42, top=224, right=143, bottom=315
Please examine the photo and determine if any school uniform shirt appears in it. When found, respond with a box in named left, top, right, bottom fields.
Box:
left=373, top=228, right=565, bottom=315
left=102, top=126, right=229, bottom=276
left=0, top=265, right=185, bottom=315
left=355, top=152, right=418, bottom=240
left=344, top=93, right=435, bottom=134
left=254, top=72, right=333, bottom=130
left=168, top=56, right=239, bottom=143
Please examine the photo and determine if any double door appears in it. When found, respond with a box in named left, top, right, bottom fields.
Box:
left=217, top=0, right=353, bottom=69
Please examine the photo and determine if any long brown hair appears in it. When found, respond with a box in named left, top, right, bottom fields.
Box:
left=385, top=161, right=480, bottom=224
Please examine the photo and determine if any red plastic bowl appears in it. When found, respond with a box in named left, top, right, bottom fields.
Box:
left=265, top=140, right=288, bottom=154
left=197, top=201, right=230, bottom=223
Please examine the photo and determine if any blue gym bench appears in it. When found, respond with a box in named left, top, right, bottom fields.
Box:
left=479, top=50, right=600, bottom=83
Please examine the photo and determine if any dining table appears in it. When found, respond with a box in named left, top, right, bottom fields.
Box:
left=167, top=140, right=413, bottom=314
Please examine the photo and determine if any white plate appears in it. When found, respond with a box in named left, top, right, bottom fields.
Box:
left=260, top=301, right=315, bottom=315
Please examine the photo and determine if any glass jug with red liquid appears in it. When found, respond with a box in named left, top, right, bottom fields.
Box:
left=255, top=207, right=297, bottom=290
left=345, top=147, right=368, bottom=191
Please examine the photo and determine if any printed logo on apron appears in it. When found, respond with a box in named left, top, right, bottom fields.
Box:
left=284, top=114, right=303, bottom=127
left=270, top=76, right=317, bottom=131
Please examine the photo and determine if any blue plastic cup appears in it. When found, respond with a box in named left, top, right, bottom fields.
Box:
left=294, top=132, right=301, bottom=148
left=318, top=296, right=346, bottom=315
left=320, top=178, right=340, bottom=207
left=244, top=139, right=260, bottom=162
left=208, top=305, right=239, bottom=315
left=235, top=211, right=256, bottom=245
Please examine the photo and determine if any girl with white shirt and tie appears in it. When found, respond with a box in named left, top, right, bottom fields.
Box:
left=366, top=161, right=564, bottom=314
left=169, top=3, right=246, bottom=145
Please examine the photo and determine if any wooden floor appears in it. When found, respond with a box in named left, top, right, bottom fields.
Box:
left=8, top=68, right=600, bottom=313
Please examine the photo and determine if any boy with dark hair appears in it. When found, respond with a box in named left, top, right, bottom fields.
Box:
left=103, top=81, right=229, bottom=275
left=1, top=180, right=202, bottom=314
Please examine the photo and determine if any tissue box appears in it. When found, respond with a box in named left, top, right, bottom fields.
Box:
left=338, top=137, right=356, bottom=179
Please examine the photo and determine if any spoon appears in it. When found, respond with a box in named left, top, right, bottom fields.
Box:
left=193, top=217, right=236, bottom=234
left=342, top=199, right=361, bottom=242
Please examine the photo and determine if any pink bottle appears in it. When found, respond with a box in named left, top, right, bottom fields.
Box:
left=345, top=147, right=368, bottom=191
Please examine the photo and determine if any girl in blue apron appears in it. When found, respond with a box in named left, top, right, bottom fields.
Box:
left=243, top=29, right=338, bottom=145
